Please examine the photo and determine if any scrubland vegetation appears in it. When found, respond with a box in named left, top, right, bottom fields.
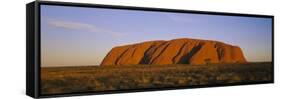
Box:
left=41, top=62, right=272, bottom=95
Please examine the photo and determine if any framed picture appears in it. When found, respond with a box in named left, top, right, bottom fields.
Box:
left=26, top=1, right=274, bottom=98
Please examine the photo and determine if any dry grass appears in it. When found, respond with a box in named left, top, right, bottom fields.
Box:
left=41, top=62, right=273, bottom=95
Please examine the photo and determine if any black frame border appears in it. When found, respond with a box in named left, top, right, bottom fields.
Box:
left=32, top=1, right=274, bottom=98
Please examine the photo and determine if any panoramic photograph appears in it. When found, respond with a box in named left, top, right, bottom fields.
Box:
left=40, top=5, right=273, bottom=95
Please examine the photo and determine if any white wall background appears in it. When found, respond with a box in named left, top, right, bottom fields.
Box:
left=0, top=0, right=280, bottom=99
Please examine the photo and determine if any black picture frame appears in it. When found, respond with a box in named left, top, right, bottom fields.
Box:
left=26, top=1, right=274, bottom=98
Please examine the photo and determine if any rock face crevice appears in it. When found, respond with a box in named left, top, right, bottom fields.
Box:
left=100, top=38, right=247, bottom=66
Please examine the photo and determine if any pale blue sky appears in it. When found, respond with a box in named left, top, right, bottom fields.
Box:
left=41, top=5, right=272, bottom=66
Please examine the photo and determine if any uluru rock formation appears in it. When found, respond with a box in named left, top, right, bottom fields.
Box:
left=100, top=38, right=247, bottom=66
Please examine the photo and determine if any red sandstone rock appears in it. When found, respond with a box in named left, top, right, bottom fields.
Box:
left=100, top=38, right=247, bottom=66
